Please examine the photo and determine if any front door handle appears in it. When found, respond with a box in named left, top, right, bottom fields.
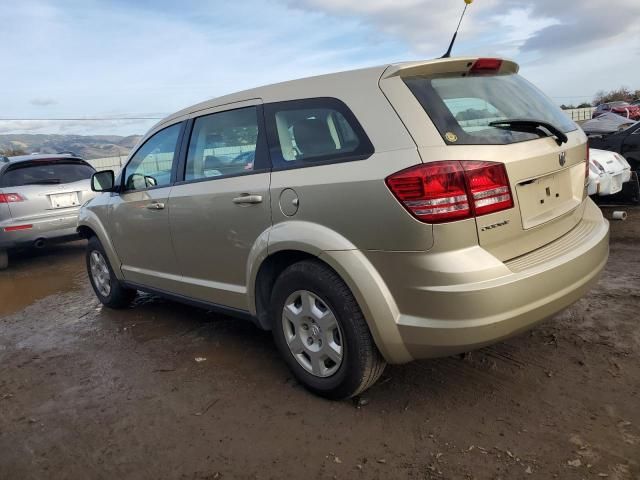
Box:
left=146, top=202, right=165, bottom=210
left=232, top=194, right=263, bottom=205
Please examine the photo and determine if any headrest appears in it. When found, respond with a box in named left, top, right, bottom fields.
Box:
left=292, top=118, right=336, bottom=157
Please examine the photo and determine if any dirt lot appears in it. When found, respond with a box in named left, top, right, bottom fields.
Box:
left=1, top=207, right=639, bottom=480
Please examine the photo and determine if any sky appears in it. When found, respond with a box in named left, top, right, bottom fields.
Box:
left=1, top=0, right=638, bottom=136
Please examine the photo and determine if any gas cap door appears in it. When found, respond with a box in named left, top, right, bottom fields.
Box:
left=279, top=188, right=299, bottom=217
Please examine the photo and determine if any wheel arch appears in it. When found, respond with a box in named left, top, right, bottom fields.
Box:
left=252, top=249, right=317, bottom=330
left=247, top=221, right=412, bottom=364
left=77, top=209, right=124, bottom=280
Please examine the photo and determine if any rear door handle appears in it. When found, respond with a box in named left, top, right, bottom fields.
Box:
left=146, top=202, right=165, bottom=210
left=232, top=194, right=263, bottom=205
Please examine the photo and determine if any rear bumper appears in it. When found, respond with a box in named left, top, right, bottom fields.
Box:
left=0, top=212, right=80, bottom=249
left=361, top=199, right=609, bottom=362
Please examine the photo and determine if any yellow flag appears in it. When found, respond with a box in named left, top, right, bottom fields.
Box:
left=464, top=0, right=474, bottom=4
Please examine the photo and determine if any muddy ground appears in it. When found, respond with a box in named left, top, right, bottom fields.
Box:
left=1, top=207, right=639, bottom=480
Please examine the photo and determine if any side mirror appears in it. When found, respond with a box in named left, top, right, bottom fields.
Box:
left=145, top=175, right=157, bottom=187
left=91, top=170, right=116, bottom=192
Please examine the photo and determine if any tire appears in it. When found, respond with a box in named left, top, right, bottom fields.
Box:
left=271, top=260, right=386, bottom=399
left=625, top=159, right=640, bottom=203
left=86, top=236, right=136, bottom=308
left=0, top=249, right=7, bottom=270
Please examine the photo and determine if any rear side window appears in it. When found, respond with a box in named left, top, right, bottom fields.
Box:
left=1, top=159, right=95, bottom=187
left=185, top=106, right=264, bottom=181
left=264, top=97, right=373, bottom=169
left=403, top=73, right=578, bottom=145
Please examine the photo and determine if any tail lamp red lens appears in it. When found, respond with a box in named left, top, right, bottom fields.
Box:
left=386, top=161, right=514, bottom=224
left=0, top=193, right=25, bottom=203
left=470, top=58, right=503, bottom=73
left=4, top=224, right=33, bottom=232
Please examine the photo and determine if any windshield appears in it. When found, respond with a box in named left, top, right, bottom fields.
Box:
left=404, top=73, right=578, bottom=145
left=1, top=159, right=95, bottom=187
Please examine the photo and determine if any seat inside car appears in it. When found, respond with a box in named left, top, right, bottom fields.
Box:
left=204, top=155, right=224, bottom=171
left=292, top=118, right=337, bottom=158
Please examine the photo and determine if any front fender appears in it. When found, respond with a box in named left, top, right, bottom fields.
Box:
left=78, top=204, right=124, bottom=281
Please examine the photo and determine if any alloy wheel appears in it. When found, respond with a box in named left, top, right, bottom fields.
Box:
left=89, top=250, right=112, bottom=297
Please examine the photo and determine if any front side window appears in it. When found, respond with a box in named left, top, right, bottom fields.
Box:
left=185, top=107, right=261, bottom=181
left=123, top=123, right=181, bottom=191
left=1, top=159, right=95, bottom=187
left=265, top=98, right=373, bottom=168
left=404, top=73, right=578, bottom=145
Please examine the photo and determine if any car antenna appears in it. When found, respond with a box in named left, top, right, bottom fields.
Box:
left=441, top=0, right=474, bottom=58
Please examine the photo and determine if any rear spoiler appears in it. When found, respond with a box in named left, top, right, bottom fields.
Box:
left=381, top=57, right=519, bottom=80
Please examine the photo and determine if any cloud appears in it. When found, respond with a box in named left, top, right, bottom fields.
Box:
left=289, top=0, right=640, bottom=58
left=0, top=0, right=406, bottom=136
left=0, top=119, right=156, bottom=136
left=29, top=97, right=57, bottom=106
left=0, top=0, right=637, bottom=136
left=511, top=0, right=640, bottom=54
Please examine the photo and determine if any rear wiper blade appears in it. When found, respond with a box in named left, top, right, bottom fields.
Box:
left=22, top=179, right=62, bottom=185
left=489, top=119, right=568, bottom=146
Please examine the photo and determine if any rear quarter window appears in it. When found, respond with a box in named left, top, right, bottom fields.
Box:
left=1, top=159, right=95, bottom=187
left=264, top=97, right=374, bottom=169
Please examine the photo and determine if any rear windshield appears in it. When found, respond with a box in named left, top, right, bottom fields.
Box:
left=403, top=73, right=578, bottom=145
left=1, top=159, right=95, bottom=187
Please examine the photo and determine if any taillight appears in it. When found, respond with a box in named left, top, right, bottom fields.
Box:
left=4, top=224, right=32, bottom=232
left=386, top=161, right=514, bottom=224
left=463, top=161, right=513, bottom=216
left=470, top=58, right=503, bottom=74
left=0, top=193, right=25, bottom=203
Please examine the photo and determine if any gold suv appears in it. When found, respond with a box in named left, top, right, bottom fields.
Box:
left=80, top=57, right=609, bottom=399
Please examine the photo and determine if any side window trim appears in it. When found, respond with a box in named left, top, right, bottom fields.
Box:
left=263, top=97, right=374, bottom=171
left=120, top=121, right=187, bottom=193
left=175, top=118, right=195, bottom=184
left=175, top=104, right=271, bottom=185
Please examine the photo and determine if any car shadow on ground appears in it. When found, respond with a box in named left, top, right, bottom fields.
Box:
left=95, top=290, right=556, bottom=405
left=5, top=240, right=87, bottom=269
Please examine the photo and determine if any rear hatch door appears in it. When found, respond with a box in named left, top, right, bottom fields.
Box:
left=380, top=58, right=589, bottom=261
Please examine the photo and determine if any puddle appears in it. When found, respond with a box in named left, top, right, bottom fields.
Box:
left=0, top=243, right=85, bottom=317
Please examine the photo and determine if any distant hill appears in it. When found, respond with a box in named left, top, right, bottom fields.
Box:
left=0, top=134, right=142, bottom=160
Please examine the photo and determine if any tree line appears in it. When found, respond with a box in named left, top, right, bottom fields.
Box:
left=561, top=87, right=640, bottom=110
